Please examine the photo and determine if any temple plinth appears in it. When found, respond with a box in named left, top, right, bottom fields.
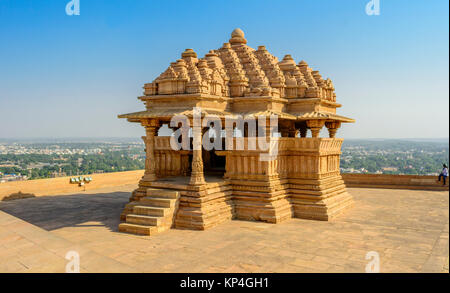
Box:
left=118, top=29, right=355, bottom=235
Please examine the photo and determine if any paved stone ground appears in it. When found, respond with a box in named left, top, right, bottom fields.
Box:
left=0, top=185, right=448, bottom=273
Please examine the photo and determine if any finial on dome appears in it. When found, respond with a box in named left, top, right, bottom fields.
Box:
left=298, top=60, right=308, bottom=67
left=278, top=54, right=297, bottom=70
left=229, top=28, right=247, bottom=45
left=257, top=45, right=267, bottom=51
left=181, top=48, right=197, bottom=58
left=231, top=28, right=244, bottom=38
left=205, top=50, right=218, bottom=58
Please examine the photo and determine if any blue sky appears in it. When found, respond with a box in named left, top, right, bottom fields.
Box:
left=0, top=0, right=448, bottom=139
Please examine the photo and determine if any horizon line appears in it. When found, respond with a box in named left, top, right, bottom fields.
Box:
left=0, top=137, right=448, bottom=140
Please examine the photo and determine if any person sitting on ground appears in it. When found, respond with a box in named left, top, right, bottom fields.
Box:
left=438, top=164, right=448, bottom=186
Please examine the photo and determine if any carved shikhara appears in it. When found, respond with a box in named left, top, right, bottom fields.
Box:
left=144, top=29, right=337, bottom=101
left=118, top=29, right=356, bottom=234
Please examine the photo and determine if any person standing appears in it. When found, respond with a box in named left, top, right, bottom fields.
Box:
left=438, top=164, right=448, bottom=185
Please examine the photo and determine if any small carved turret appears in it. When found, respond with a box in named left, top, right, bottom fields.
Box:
left=143, top=82, right=157, bottom=96
left=204, top=49, right=228, bottom=96
left=173, top=59, right=189, bottom=80
left=197, top=59, right=212, bottom=81
left=182, top=48, right=198, bottom=59
left=278, top=56, right=309, bottom=98
left=254, top=45, right=285, bottom=98
left=157, top=66, right=178, bottom=81
left=186, top=56, right=206, bottom=94
left=297, top=61, right=320, bottom=98
left=278, top=54, right=297, bottom=71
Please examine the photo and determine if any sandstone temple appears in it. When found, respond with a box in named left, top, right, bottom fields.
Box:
left=118, top=29, right=355, bottom=235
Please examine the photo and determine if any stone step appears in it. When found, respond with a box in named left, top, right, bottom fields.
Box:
left=140, top=197, right=175, bottom=208
left=119, top=189, right=181, bottom=236
left=125, top=202, right=141, bottom=210
left=118, top=223, right=157, bottom=236
left=126, top=214, right=160, bottom=226
left=133, top=205, right=167, bottom=217
left=146, top=188, right=180, bottom=199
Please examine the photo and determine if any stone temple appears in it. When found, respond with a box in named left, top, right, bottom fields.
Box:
left=118, top=29, right=355, bottom=235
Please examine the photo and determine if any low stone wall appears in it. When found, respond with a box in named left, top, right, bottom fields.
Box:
left=1, top=171, right=447, bottom=201
left=342, top=173, right=449, bottom=191
left=0, top=170, right=144, bottom=201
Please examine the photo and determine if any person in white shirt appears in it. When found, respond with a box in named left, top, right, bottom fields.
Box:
left=438, top=164, right=448, bottom=186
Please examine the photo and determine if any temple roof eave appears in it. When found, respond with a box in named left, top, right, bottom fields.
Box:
left=119, top=110, right=355, bottom=123
left=287, top=98, right=342, bottom=108
left=294, top=111, right=355, bottom=123
left=118, top=108, right=235, bottom=121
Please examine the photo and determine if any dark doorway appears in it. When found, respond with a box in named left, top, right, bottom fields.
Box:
left=203, top=150, right=225, bottom=176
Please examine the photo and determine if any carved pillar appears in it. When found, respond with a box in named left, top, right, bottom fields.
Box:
left=190, top=125, right=205, bottom=185
left=244, top=124, right=249, bottom=137
left=142, top=119, right=159, bottom=181
left=279, top=121, right=290, bottom=137
left=327, top=128, right=337, bottom=139
left=325, top=121, right=341, bottom=138
left=287, top=121, right=297, bottom=137
left=306, top=120, right=325, bottom=138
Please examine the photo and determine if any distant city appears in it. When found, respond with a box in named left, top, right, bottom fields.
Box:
left=0, top=138, right=448, bottom=182
left=340, top=139, right=448, bottom=176
left=0, top=138, right=145, bottom=182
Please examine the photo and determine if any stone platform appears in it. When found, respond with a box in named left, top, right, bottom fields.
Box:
left=0, top=185, right=447, bottom=273
left=119, top=173, right=353, bottom=234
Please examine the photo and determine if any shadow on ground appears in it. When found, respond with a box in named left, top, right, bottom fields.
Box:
left=0, top=191, right=130, bottom=232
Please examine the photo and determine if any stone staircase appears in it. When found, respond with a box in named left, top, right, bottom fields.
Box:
left=118, top=188, right=180, bottom=236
